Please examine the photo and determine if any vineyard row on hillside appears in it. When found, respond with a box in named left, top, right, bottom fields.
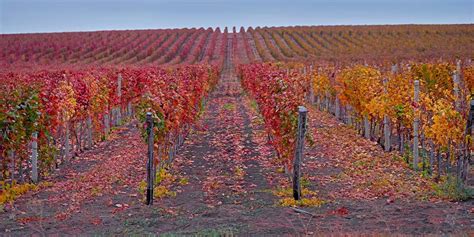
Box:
left=0, top=64, right=219, bottom=193
left=2, top=25, right=472, bottom=72
left=239, top=61, right=474, bottom=185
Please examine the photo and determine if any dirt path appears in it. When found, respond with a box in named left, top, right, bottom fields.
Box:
left=108, top=36, right=319, bottom=235
left=1, top=36, right=473, bottom=236
left=0, top=34, right=307, bottom=236
left=0, top=123, right=148, bottom=234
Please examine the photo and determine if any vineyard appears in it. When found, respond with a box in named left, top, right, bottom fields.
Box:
left=1, top=24, right=474, bottom=235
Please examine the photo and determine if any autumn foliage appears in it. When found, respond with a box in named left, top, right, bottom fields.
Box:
left=309, top=61, right=471, bottom=178
left=0, top=64, right=219, bottom=184
left=239, top=63, right=309, bottom=170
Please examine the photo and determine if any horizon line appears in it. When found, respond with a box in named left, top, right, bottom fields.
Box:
left=2, top=22, right=473, bottom=35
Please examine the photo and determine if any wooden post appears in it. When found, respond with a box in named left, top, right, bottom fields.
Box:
left=116, top=74, right=122, bottom=126
left=174, top=136, right=179, bottom=154
left=453, top=71, right=460, bottom=111
left=413, top=80, right=420, bottom=170
left=309, top=79, right=315, bottom=105
left=459, top=99, right=474, bottom=183
left=75, top=121, right=81, bottom=152
left=346, top=105, right=352, bottom=125
left=9, top=150, right=15, bottom=184
left=127, top=101, right=133, bottom=118
left=146, top=112, right=154, bottom=205
left=391, top=63, right=398, bottom=74
left=429, top=140, right=435, bottom=175
left=110, top=109, right=115, bottom=126
left=104, top=112, right=110, bottom=136
left=19, top=158, right=23, bottom=183
left=65, top=121, right=70, bottom=160
left=309, top=65, right=315, bottom=104
left=383, top=78, right=391, bottom=151
left=363, top=114, right=370, bottom=139
left=168, top=140, right=174, bottom=164
left=81, top=120, right=87, bottom=149
left=293, top=106, right=308, bottom=200
left=383, top=116, right=391, bottom=151
left=465, top=100, right=474, bottom=179
left=453, top=68, right=462, bottom=179
left=400, top=126, right=405, bottom=155
left=86, top=116, right=93, bottom=148
left=325, top=91, right=330, bottom=112
left=31, top=132, right=38, bottom=183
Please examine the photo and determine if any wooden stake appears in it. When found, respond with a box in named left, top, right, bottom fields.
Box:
left=383, top=78, right=391, bottom=151
left=391, top=64, right=398, bottom=74
left=75, top=121, right=81, bottom=152
left=346, top=105, right=353, bottom=125
left=104, top=112, right=110, bottom=136
left=86, top=116, right=93, bottom=149
left=429, top=140, right=435, bottom=175
left=146, top=112, right=154, bottom=205
left=127, top=101, right=133, bottom=118
left=325, top=91, right=330, bottom=112
left=363, top=115, right=370, bottom=139
left=453, top=71, right=460, bottom=111
left=309, top=65, right=315, bottom=104
left=460, top=99, right=474, bottom=182
left=413, top=80, right=420, bottom=170
left=31, top=132, right=38, bottom=183
left=316, top=96, right=321, bottom=110
left=293, top=106, right=308, bottom=200
left=65, top=121, right=70, bottom=161
left=116, top=74, right=122, bottom=126
left=9, top=150, right=15, bottom=184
